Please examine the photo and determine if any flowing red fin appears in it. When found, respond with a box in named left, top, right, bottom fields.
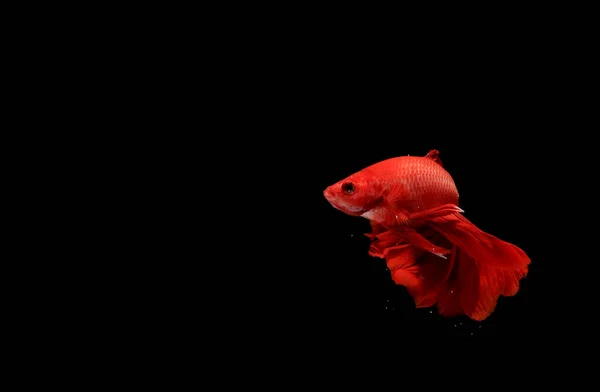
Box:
left=428, top=213, right=530, bottom=270
left=425, top=149, right=443, bottom=166
left=364, top=221, right=387, bottom=240
left=368, top=224, right=452, bottom=258
left=379, top=185, right=413, bottom=226
left=367, top=228, right=406, bottom=258
left=441, top=249, right=528, bottom=321
left=437, top=281, right=463, bottom=318
left=435, top=249, right=463, bottom=317
left=381, top=202, right=411, bottom=226
left=386, top=246, right=454, bottom=308
left=499, top=266, right=529, bottom=296
left=436, top=247, right=528, bottom=321
left=409, top=204, right=464, bottom=222
left=401, top=228, right=452, bottom=257
left=370, top=221, right=386, bottom=234
left=456, top=252, right=500, bottom=321
left=369, top=234, right=399, bottom=258
left=385, top=245, right=416, bottom=272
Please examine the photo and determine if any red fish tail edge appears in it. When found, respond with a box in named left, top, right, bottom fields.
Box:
left=436, top=249, right=529, bottom=321
left=429, top=213, right=531, bottom=271
left=429, top=212, right=530, bottom=320
left=366, top=214, right=530, bottom=321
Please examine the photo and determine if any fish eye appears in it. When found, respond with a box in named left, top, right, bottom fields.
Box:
left=341, top=182, right=355, bottom=194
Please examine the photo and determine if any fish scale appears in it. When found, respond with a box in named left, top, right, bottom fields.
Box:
left=369, top=156, right=458, bottom=212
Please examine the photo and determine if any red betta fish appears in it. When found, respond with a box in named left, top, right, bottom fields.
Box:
left=323, top=150, right=529, bottom=321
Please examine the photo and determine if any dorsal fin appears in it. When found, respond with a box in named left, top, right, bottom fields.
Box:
left=424, top=149, right=443, bottom=166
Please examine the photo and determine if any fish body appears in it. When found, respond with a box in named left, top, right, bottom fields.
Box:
left=323, top=150, right=529, bottom=321
left=324, top=150, right=458, bottom=226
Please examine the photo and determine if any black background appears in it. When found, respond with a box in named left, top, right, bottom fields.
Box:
left=162, top=28, right=590, bottom=340
left=223, top=39, right=591, bottom=338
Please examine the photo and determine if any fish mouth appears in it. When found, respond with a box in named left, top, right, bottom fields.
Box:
left=331, top=203, right=365, bottom=216
left=323, top=189, right=365, bottom=216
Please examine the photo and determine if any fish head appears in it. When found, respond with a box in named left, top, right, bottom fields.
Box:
left=323, top=170, right=383, bottom=217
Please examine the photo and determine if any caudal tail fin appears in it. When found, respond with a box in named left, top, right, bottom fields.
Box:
left=367, top=210, right=530, bottom=321
left=436, top=248, right=528, bottom=320
left=429, top=212, right=530, bottom=320
left=429, top=213, right=530, bottom=270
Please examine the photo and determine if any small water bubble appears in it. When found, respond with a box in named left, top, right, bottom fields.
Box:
left=429, top=310, right=432, bottom=313
left=459, top=322, right=463, bottom=326
left=470, top=333, right=474, bottom=336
